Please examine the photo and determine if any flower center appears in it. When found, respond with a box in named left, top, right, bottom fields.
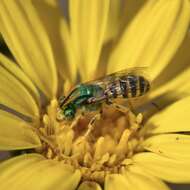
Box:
left=34, top=99, right=144, bottom=184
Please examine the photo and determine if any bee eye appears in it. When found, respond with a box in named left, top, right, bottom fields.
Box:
left=64, top=108, right=75, bottom=119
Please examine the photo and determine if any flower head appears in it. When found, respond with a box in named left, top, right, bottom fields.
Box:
left=0, top=0, right=190, bottom=190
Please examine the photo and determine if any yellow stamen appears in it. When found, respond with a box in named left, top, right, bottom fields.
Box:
left=33, top=99, right=145, bottom=184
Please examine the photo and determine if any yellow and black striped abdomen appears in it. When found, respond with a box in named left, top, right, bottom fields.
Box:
left=119, top=75, right=150, bottom=98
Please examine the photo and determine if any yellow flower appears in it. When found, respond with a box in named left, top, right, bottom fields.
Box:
left=0, top=0, right=190, bottom=190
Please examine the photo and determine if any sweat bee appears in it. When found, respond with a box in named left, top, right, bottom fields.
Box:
left=57, top=67, right=150, bottom=121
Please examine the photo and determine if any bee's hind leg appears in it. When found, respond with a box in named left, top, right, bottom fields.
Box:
left=106, top=100, right=130, bottom=114
left=84, top=110, right=102, bottom=139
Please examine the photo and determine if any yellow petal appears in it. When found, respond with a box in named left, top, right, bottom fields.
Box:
left=149, top=65, right=190, bottom=102
left=33, top=1, right=77, bottom=83
left=138, top=34, right=190, bottom=108
left=59, top=19, right=77, bottom=84
left=152, top=33, right=190, bottom=92
left=104, top=0, right=122, bottom=42
left=132, top=152, right=190, bottom=183
left=105, top=174, right=128, bottom=190
left=0, top=0, right=58, bottom=98
left=142, top=134, right=190, bottom=160
left=0, top=153, right=81, bottom=190
left=69, top=0, right=110, bottom=81
left=0, top=53, right=40, bottom=107
left=0, top=110, right=41, bottom=150
left=145, top=96, right=190, bottom=133
left=43, top=0, right=57, bottom=7
left=105, top=1, right=146, bottom=42
left=108, top=0, right=190, bottom=81
left=97, top=0, right=146, bottom=78
left=78, top=181, right=102, bottom=190
left=0, top=55, right=39, bottom=118
left=122, top=170, right=170, bottom=190
left=119, top=1, right=146, bottom=33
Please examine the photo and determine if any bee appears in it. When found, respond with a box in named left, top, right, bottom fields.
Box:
left=57, top=67, right=150, bottom=121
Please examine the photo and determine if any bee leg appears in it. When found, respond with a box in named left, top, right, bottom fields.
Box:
left=84, top=111, right=102, bottom=139
left=70, top=113, right=83, bottom=129
left=107, top=100, right=130, bottom=114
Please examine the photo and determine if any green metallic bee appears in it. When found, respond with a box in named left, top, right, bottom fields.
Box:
left=57, top=68, right=150, bottom=121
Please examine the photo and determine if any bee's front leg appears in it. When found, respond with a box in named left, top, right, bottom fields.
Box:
left=84, top=110, right=102, bottom=139
left=70, top=112, right=84, bottom=129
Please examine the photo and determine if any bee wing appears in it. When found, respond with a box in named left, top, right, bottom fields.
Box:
left=59, top=87, right=81, bottom=107
left=110, top=67, right=150, bottom=79
left=83, top=74, right=113, bottom=89
left=84, top=67, right=151, bottom=87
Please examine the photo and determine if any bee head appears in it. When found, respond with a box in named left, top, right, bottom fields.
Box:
left=63, top=104, right=76, bottom=120
left=57, top=102, right=76, bottom=121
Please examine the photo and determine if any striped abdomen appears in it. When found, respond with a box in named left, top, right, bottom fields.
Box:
left=105, top=75, right=150, bottom=99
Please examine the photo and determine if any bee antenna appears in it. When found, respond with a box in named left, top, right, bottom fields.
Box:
left=59, top=96, right=66, bottom=106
